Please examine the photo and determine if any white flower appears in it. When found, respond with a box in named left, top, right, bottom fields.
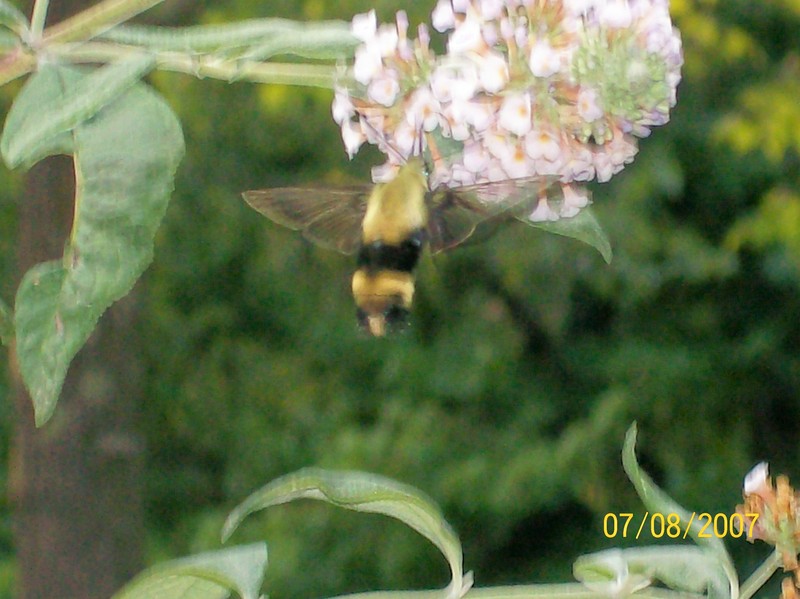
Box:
left=500, top=143, right=532, bottom=178
left=448, top=12, right=484, bottom=54
left=577, top=87, right=604, bottom=123
left=528, top=197, right=559, bottom=221
left=744, top=462, right=771, bottom=498
left=367, top=72, right=400, bottom=107
left=406, top=87, right=442, bottom=132
left=599, top=0, right=633, bottom=28
left=498, top=93, right=532, bottom=137
left=341, top=121, right=365, bottom=158
left=371, top=160, right=400, bottom=182
left=331, top=90, right=354, bottom=125
left=463, top=140, right=490, bottom=173
left=528, top=39, right=561, bottom=78
left=431, top=62, right=479, bottom=103
left=525, top=128, right=562, bottom=162
left=463, top=100, right=494, bottom=131
left=351, top=10, right=377, bottom=42
left=432, top=0, right=456, bottom=32
left=353, top=44, right=382, bottom=84
left=375, top=25, right=400, bottom=56
left=563, top=143, right=595, bottom=181
left=563, top=0, right=605, bottom=15
left=560, top=183, right=591, bottom=216
left=480, top=0, right=506, bottom=20
left=477, top=50, right=509, bottom=93
left=392, top=121, right=419, bottom=158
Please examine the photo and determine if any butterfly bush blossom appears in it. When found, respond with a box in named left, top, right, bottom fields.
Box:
left=333, top=0, right=682, bottom=222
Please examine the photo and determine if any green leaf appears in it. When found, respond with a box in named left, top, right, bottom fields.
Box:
left=529, top=207, right=613, bottom=263
left=1, top=55, right=156, bottom=170
left=13, top=65, right=184, bottom=426
left=575, top=547, right=726, bottom=598
left=112, top=543, right=268, bottom=599
left=223, top=468, right=471, bottom=599
left=0, top=0, right=27, bottom=35
left=622, top=424, right=739, bottom=599
left=100, top=19, right=356, bottom=57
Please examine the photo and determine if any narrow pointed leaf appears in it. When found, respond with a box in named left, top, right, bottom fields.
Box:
left=0, top=0, right=28, bottom=34
left=14, top=65, right=184, bottom=426
left=622, top=424, right=738, bottom=599
left=529, top=207, right=613, bottom=263
left=223, top=468, right=469, bottom=598
left=112, top=543, right=268, bottom=599
left=2, top=55, right=156, bottom=169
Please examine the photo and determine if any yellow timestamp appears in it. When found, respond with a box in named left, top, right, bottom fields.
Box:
left=602, top=512, right=759, bottom=540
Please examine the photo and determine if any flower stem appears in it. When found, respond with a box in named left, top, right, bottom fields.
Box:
left=740, top=550, right=782, bottom=599
left=42, top=0, right=166, bottom=46
left=0, top=51, right=37, bottom=87
left=50, top=42, right=338, bottom=88
left=326, top=584, right=704, bottom=599
left=30, top=0, right=50, bottom=39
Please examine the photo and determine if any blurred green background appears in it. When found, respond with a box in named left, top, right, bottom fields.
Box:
left=2, top=0, right=800, bottom=597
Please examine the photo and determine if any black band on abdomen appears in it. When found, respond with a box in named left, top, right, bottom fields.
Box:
left=357, top=230, right=424, bottom=273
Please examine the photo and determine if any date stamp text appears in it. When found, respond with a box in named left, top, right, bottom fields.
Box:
left=603, top=512, right=759, bottom=540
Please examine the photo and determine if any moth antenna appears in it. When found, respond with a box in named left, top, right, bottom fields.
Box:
left=359, top=116, right=407, bottom=165
left=423, top=131, right=448, bottom=185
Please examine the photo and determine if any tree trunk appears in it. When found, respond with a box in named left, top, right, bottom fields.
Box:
left=8, top=20, right=146, bottom=596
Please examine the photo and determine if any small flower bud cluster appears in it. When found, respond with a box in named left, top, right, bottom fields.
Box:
left=737, top=463, right=800, bottom=571
left=334, top=0, right=682, bottom=221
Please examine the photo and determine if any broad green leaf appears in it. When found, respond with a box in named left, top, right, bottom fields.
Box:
left=14, top=65, right=184, bottom=426
left=575, top=547, right=725, bottom=598
left=2, top=55, right=156, bottom=169
left=0, top=0, right=27, bottom=35
left=100, top=19, right=356, bottom=57
left=112, top=543, right=268, bottom=599
left=223, top=468, right=471, bottom=599
left=1, top=67, right=75, bottom=163
left=529, top=207, right=613, bottom=263
left=622, top=424, right=738, bottom=599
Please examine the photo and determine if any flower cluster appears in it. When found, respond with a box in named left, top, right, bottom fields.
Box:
left=736, top=462, right=800, bottom=570
left=333, top=0, right=682, bottom=222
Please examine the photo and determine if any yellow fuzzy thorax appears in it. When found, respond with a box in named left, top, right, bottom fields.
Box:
left=361, top=159, right=428, bottom=245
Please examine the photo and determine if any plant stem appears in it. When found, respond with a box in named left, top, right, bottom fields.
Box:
left=51, top=42, right=339, bottom=88
left=327, top=584, right=704, bottom=599
left=30, top=0, right=50, bottom=39
left=42, top=0, right=165, bottom=46
left=739, top=550, right=782, bottom=599
left=0, top=50, right=37, bottom=87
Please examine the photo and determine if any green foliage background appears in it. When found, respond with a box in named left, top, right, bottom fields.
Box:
left=3, top=0, right=800, bottom=597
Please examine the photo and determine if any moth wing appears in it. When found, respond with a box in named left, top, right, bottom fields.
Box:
left=425, top=177, right=562, bottom=254
left=242, top=186, right=370, bottom=255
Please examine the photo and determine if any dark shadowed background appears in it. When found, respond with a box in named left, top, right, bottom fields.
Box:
left=0, top=0, right=799, bottom=597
